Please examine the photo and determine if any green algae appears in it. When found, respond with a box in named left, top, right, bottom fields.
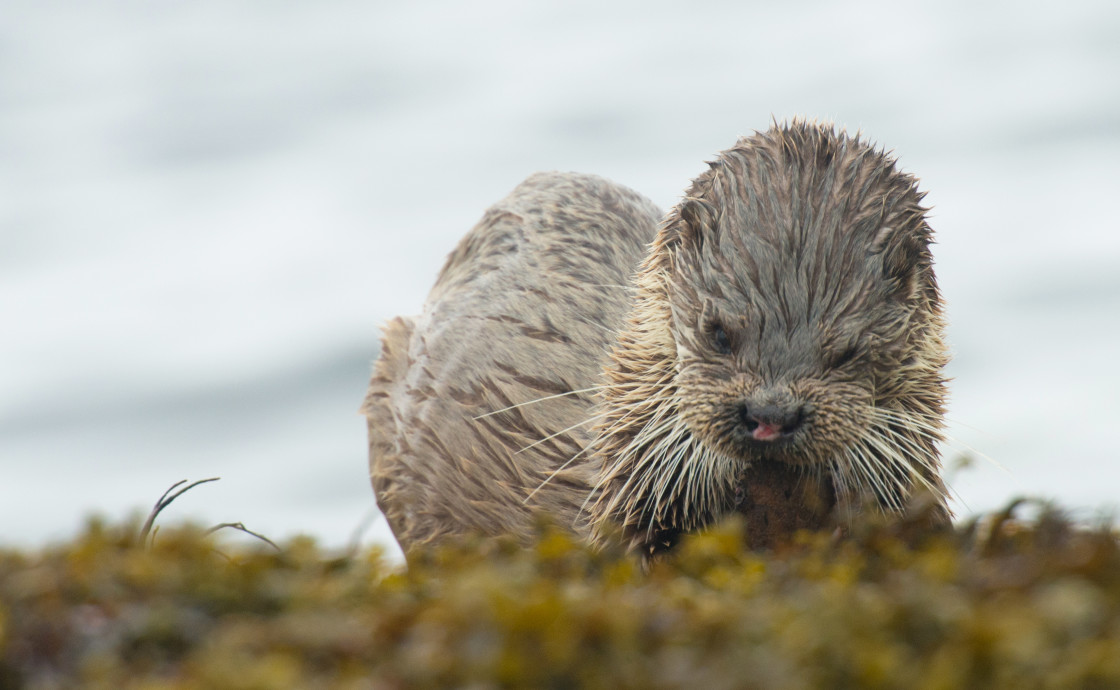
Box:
left=2, top=506, right=1119, bottom=689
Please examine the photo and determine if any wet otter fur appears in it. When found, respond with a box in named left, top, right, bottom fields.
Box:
left=587, top=120, right=951, bottom=555
left=364, top=120, right=951, bottom=558
left=362, top=172, right=661, bottom=549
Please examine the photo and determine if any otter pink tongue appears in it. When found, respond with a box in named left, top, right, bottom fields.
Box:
left=752, top=423, right=783, bottom=441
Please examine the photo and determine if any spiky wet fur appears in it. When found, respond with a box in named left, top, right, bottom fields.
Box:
left=587, top=120, right=951, bottom=553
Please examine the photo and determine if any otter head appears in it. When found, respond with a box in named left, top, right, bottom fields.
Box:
left=590, top=121, right=949, bottom=553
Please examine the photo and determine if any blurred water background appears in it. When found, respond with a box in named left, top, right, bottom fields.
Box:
left=3, top=0, right=1118, bottom=557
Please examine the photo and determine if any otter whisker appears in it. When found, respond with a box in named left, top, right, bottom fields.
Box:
left=865, top=411, right=945, bottom=466
left=472, top=383, right=639, bottom=420
left=695, top=446, right=731, bottom=524
left=525, top=444, right=592, bottom=505
left=595, top=403, right=671, bottom=454
left=688, top=445, right=712, bottom=521
left=828, top=458, right=856, bottom=508
left=871, top=407, right=945, bottom=437
left=584, top=283, right=639, bottom=292
left=620, top=418, right=688, bottom=516
left=579, top=377, right=685, bottom=528
left=647, top=439, right=691, bottom=527
left=514, top=412, right=605, bottom=456
left=838, top=440, right=900, bottom=513
left=574, top=314, right=621, bottom=336
left=666, top=434, right=726, bottom=530
left=879, top=411, right=1005, bottom=474
left=587, top=408, right=680, bottom=522
left=596, top=402, right=721, bottom=537
left=845, top=444, right=904, bottom=512
left=875, top=427, right=942, bottom=478
left=866, top=408, right=946, bottom=464
left=522, top=408, right=621, bottom=505
left=607, top=411, right=674, bottom=475
left=846, top=446, right=891, bottom=504
left=858, top=427, right=950, bottom=507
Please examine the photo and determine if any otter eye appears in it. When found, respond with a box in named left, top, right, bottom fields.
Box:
left=709, top=322, right=732, bottom=355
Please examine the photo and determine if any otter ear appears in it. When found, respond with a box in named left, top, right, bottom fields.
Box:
left=871, top=224, right=925, bottom=299
left=672, top=197, right=719, bottom=251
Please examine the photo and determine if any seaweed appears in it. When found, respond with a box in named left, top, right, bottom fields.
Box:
left=1, top=500, right=1119, bottom=689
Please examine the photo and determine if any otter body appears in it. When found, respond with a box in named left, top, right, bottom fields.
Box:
left=365, top=121, right=951, bottom=557
left=362, top=172, right=661, bottom=548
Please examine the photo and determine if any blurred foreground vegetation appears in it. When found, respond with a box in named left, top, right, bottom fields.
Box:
left=2, top=503, right=1120, bottom=689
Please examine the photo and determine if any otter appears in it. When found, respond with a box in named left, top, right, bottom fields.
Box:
left=363, top=120, right=951, bottom=558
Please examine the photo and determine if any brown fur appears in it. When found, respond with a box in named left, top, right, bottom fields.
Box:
left=364, top=120, right=951, bottom=558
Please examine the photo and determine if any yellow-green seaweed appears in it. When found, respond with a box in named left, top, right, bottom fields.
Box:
left=2, top=504, right=1119, bottom=689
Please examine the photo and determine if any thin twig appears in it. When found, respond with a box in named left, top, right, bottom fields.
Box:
left=206, top=522, right=281, bottom=551
left=138, top=477, right=221, bottom=545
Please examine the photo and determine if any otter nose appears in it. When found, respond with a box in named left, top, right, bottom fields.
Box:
left=738, top=402, right=804, bottom=442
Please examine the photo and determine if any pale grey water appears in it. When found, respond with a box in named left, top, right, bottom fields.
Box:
left=2, top=1, right=1118, bottom=555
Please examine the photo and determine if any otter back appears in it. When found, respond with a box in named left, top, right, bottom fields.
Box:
left=362, top=172, right=661, bottom=550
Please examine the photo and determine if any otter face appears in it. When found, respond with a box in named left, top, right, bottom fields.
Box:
left=589, top=122, right=950, bottom=553
left=662, top=123, right=947, bottom=513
